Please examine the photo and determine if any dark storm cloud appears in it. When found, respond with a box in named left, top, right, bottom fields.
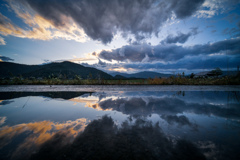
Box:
left=98, top=43, right=152, bottom=62
left=0, top=55, right=14, bottom=62
left=169, top=0, right=204, bottom=19
left=123, top=54, right=240, bottom=71
left=160, top=28, right=199, bottom=44
left=98, top=38, right=240, bottom=62
left=18, top=0, right=205, bottom=44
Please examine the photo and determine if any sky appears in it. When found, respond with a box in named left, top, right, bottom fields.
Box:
left=0, top=0, right=240, bottom=74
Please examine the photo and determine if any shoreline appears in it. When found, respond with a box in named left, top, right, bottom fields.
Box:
left=0, top=85, right=240, bottom=92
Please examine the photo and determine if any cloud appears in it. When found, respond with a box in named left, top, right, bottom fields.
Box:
left=0, top=36, right=6, bottom=45
left=169, top=0, right=204, bottom=19
left=94, top=93, right=240, bottom=120
left=0, top=13, right=26, bottom=38
left=97, top=38, right=240, bottom=63
left=160, top=28, right=199, bottom=44
left=10, top=116, right=205, bottom=160
left=160, top=115, right=198, bottom=130
left=0, top=100, right=14, bottom=106
left=0, top=55, right=14, bottom=62
left=196, top=0, right=240, bottom=18
left=0, top=2, right=87, bottom=42
left=0, top=118, right=88, bottom=159
left=122, top=54, right=240, bottom=73
left=223, top=26, right=240, bottom=38
left=87, top=53, right=240, bottom=74
left=2, top=0, right=205, bottom=44
left=0, top=117, right=6, bottom=125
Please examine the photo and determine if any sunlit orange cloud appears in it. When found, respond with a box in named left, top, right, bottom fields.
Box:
left=69, top=98, right=98, bottom=104
left=0, top=13, right=26, bottom=37
left=69, top=97, right=112, bottom=111
left=69, top=57, right=98, bottom=64
left=109, top=67, right=128, bottom=72
left=0, top=118, right=89, bottom=154
left=85, top=102, right=113, bottom=111
left=0, top=1, right=88, bottom=43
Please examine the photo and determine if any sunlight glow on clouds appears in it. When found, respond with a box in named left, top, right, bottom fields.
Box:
left=108, top=67, right=128, bottom=72
left=0, top=0, right=205, bottom=44
left=0, top=0, right=88, bottom=42
left=0, top=118, right=89, bottom=158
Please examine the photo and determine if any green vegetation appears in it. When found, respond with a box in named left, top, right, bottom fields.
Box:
left=1, top=73, right=239, bottom=85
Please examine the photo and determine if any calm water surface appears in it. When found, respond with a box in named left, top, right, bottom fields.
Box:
left=0, top=91, right=239, bottom=160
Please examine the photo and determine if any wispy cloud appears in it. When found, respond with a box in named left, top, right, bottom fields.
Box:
left=160, top=28, right=199, bottom=44
left=0, top=36, right=6, bottom=45
left=0, top=116, right=6, bottom=125
left=196, top=0, right=240, bottom=18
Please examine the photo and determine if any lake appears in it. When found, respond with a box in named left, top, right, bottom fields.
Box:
left=0, top=86, right=240, bottom=160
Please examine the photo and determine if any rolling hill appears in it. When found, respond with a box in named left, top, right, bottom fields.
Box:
left=0, top=61, right=113, bottom=79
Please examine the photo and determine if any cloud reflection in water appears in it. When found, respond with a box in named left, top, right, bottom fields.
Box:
left=0, top=91, right=239, bottom=160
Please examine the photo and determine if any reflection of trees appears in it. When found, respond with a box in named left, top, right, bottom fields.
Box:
left=227, top=91, right=240, bottom=103
left=30, top=116, right=206, bottom=160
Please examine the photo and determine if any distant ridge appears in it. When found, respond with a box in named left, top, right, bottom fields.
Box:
left=0, top=61, right=113, bottom=79
left=110, top=71, right=172, bottom=79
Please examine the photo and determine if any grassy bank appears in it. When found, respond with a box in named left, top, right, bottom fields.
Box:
left=1, top=75, right=240, bottom=85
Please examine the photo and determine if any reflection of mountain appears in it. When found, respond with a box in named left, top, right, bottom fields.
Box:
left=0, top=92, right=93, bottom=100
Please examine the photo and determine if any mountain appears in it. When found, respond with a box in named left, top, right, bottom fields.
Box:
left=110, top=71, right=172, bottom=79
left=0, top=62, right=41, bottom=77
left=0, top=61, right=113, bottom=79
